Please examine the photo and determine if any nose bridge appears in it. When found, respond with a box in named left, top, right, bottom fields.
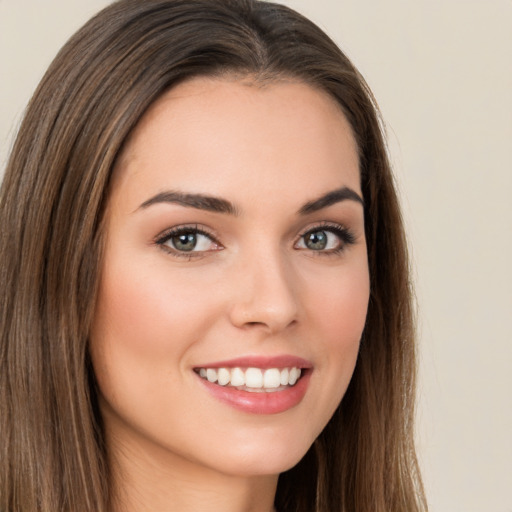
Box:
left=229, top=242, right=299, bottom=332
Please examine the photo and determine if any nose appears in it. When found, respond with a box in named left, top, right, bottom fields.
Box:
left=228, top=248, right=299, bottom=334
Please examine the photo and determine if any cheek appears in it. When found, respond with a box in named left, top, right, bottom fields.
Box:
left=89, top=256, right=205, bottom=412
left=302, top=261, right=369, bottom=420
left=88, top=255, right=223, bottom=448
left=92, top=256, right=216, bottom=360
left=306, top=258, right=369, bottom=345
left=319, top=278, right=368, bottom=377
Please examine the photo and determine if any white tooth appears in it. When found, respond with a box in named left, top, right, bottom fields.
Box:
left=206, top=368, right=218, bottom=383
left=217, top=368, right=230, bottom=386
left=230, top=367, right=245, bottom=387
left=245, top=368, right=263, bottom=388
left=280, top=368, right=289, bottom=386
left=288, top=367, right=300, bottom=386
left=263, top=368, right=281, bottom=388
left=199, top=368, right=207, bottom=378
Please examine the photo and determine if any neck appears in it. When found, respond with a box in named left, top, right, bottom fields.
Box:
left=107, top=427, right=278, bottom=512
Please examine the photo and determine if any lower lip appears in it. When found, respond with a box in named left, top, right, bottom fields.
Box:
left=197, top=371, right=311, bottom=414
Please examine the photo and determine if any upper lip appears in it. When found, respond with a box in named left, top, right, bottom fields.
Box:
left=194, top=354, right=313, bottom=370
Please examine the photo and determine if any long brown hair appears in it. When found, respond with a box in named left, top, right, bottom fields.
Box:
left=0, top=1, right=427, bottom=510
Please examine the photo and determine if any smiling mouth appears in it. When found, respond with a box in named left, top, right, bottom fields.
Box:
left=195, top=367, right=303, bottom=392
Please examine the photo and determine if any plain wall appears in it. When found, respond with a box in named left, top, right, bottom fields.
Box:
left=1, top=1, right=511, bottom=511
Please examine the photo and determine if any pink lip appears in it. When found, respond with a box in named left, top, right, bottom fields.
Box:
left=194, top=354, right=313, bottom=415
left=194, top=354, right=313, bottom=370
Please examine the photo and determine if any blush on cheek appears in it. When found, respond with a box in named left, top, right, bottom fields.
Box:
left=94, top=262, right=172, bottom=354
left=92, top=254, right=221, bottom=369
left=310, top=279, right=369, bottom=386
left=318, top=278, right=369, bottom=329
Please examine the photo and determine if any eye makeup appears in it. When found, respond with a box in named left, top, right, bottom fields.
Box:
left=296, top=222, right=356, bottom=255
left=154, top=224, right=223, bottom=258
left=153, top=220, right=356, bottom=260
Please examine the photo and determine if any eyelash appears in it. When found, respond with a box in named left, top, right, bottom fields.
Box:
left=154, top=222, right=356, bottom=259
left=155, top=225, right=222, bottom=259
left=297, top=222, right=356, bottom=256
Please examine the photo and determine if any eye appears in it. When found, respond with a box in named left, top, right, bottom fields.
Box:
left=156, top=226, right=221, bottom=255
left=295, top=224, right=355, bottom=253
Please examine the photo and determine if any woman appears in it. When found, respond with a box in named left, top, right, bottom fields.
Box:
left=0, top=0, right=427, bottom=510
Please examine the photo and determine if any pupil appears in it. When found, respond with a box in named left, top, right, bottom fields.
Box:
left=173, top=233, right=197, bottom=251
left=306, top=231, right=327, bottom=250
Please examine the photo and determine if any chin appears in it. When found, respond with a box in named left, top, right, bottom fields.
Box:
left=200, top=428, right=316, bottom=478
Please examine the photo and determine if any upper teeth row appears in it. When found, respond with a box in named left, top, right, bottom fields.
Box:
left=198, top=367, right=302, bottom=389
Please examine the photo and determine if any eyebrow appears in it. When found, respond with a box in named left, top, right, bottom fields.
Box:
left=297, top=186, right=364, bottom=214
left=138, top=191, right=239, bottom=215
left=138, top=186, right=363, bottom=216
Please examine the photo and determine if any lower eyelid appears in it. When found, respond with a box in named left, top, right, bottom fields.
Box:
left=155, top=223, right=356, bottom=257
left=153, top=227, right=222, bottom=259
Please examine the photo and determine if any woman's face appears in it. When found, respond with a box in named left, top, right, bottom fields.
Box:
left=90, top=78, right=369, bottom=478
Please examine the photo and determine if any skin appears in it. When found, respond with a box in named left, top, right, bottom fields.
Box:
left=90, top=77, right=370, bottom=512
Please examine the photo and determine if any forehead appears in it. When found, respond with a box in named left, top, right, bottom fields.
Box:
left=112, top=77, right=361, bottom=211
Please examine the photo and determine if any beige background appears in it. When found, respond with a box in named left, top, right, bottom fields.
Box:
left=1, top=1, right=511, bottom=510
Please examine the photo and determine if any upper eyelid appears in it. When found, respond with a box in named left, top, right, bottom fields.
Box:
left=295, top=222, right=356, bottom=249
left=154, top=224, right=219, bottom=244
left=297, top=221, right=350, bottom=236
left=154, top=226, right=222, bottom=259
left=153, top=221, right=355, bottom=249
